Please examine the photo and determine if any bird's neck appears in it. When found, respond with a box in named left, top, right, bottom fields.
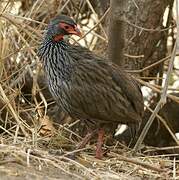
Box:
left=38, top=35, right=73, bottom=63
left=38, top=37, right=74, bottom=80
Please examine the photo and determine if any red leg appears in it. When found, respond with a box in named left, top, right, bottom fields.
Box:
left=95, top=128, right=105, bottom=159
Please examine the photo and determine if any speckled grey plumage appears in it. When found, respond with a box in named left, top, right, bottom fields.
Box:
left=38, top=15, right=144, bottom=128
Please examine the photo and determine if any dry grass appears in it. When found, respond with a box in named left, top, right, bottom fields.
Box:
left=0, top=0, right=179, bottom=179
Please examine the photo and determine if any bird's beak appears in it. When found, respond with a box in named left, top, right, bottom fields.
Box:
left=68, top=25, right=82, bottom=37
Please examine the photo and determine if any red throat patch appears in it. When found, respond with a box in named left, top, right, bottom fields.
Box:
left=53, top=35, right=64, bottom=42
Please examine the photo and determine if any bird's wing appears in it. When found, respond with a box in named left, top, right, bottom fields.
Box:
left=111, top=64, right=144, bottom=118
left=63, top=60, right=143, bottom=124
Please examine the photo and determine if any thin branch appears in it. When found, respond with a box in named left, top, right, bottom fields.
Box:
left=146, top=106, right=179, bottom=145
left=109, top=152, right=165, bottom=172
left=133, top=33, right=177, bottom=153
left=135, top=78, right=179, bottom=103
left=125, top=19, right=175, bottom=32
left=85, top=0, right=107, bottom=39
left=0, top=84, right=28, bottom=137
left=127, top=55, right=171, bottom=73
left=77, top=7, right=110, bottom=42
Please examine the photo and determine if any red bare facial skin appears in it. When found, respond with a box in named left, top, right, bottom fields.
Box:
left=53, top=34, right=64, bottom=41
left=59, top=22, right=82, bottom=37
left=53, top=22, right=82, bottom=42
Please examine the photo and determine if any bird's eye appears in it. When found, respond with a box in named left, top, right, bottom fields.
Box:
left=64, top=25, right=69, bottom=29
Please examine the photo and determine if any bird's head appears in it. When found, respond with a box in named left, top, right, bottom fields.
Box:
left=46, top=15, right=82, bottom=42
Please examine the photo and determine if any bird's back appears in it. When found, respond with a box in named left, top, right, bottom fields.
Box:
left=58, top=44, right=144, bottom=125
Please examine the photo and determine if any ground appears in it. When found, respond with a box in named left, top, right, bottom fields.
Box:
left=0, top=141, right=174, bottom=180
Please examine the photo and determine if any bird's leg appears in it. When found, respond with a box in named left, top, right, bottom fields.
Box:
left=95, top=128, right=105, bottom=159
left=77, top=130, right=97, bottom=149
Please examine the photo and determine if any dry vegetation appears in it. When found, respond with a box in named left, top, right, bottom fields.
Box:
left=0, top=0, right=179, bottom=179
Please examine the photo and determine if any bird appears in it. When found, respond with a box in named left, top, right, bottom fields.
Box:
left=38, top=15, right=144, bottom=159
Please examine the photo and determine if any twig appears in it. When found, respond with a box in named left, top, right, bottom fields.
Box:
left=85, top=0, right=107, bottom=39
left=131, top=0, right=139, bottom=9
left=145, top=146, right=179, bottom=152
left=0, top=84, right=28, bottom=137
left=125, top=19, right=175, bottom=32
left=127, top=55, right=171, bottom=73
left=77, top=7, right=110, bottom=42
left=146, top=106, right=179, bottom=145
left=59, top=0, right=71, bottom=14
left=1, top=13, right=43, bottom=38
left=109, top=152, right=165, bottom=172
left=173, top=157, right=176, bottom=179
left=124, top=53, right=144, bottom=58
left=1, top=12, right=46, bottom=25
left=133, top=36, right=177, bottom=152
left=135, top=78, right=179, bottom=103
left=13, top=124, right=20, bottom=144
left=0, top=125, right=14, bottom=137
